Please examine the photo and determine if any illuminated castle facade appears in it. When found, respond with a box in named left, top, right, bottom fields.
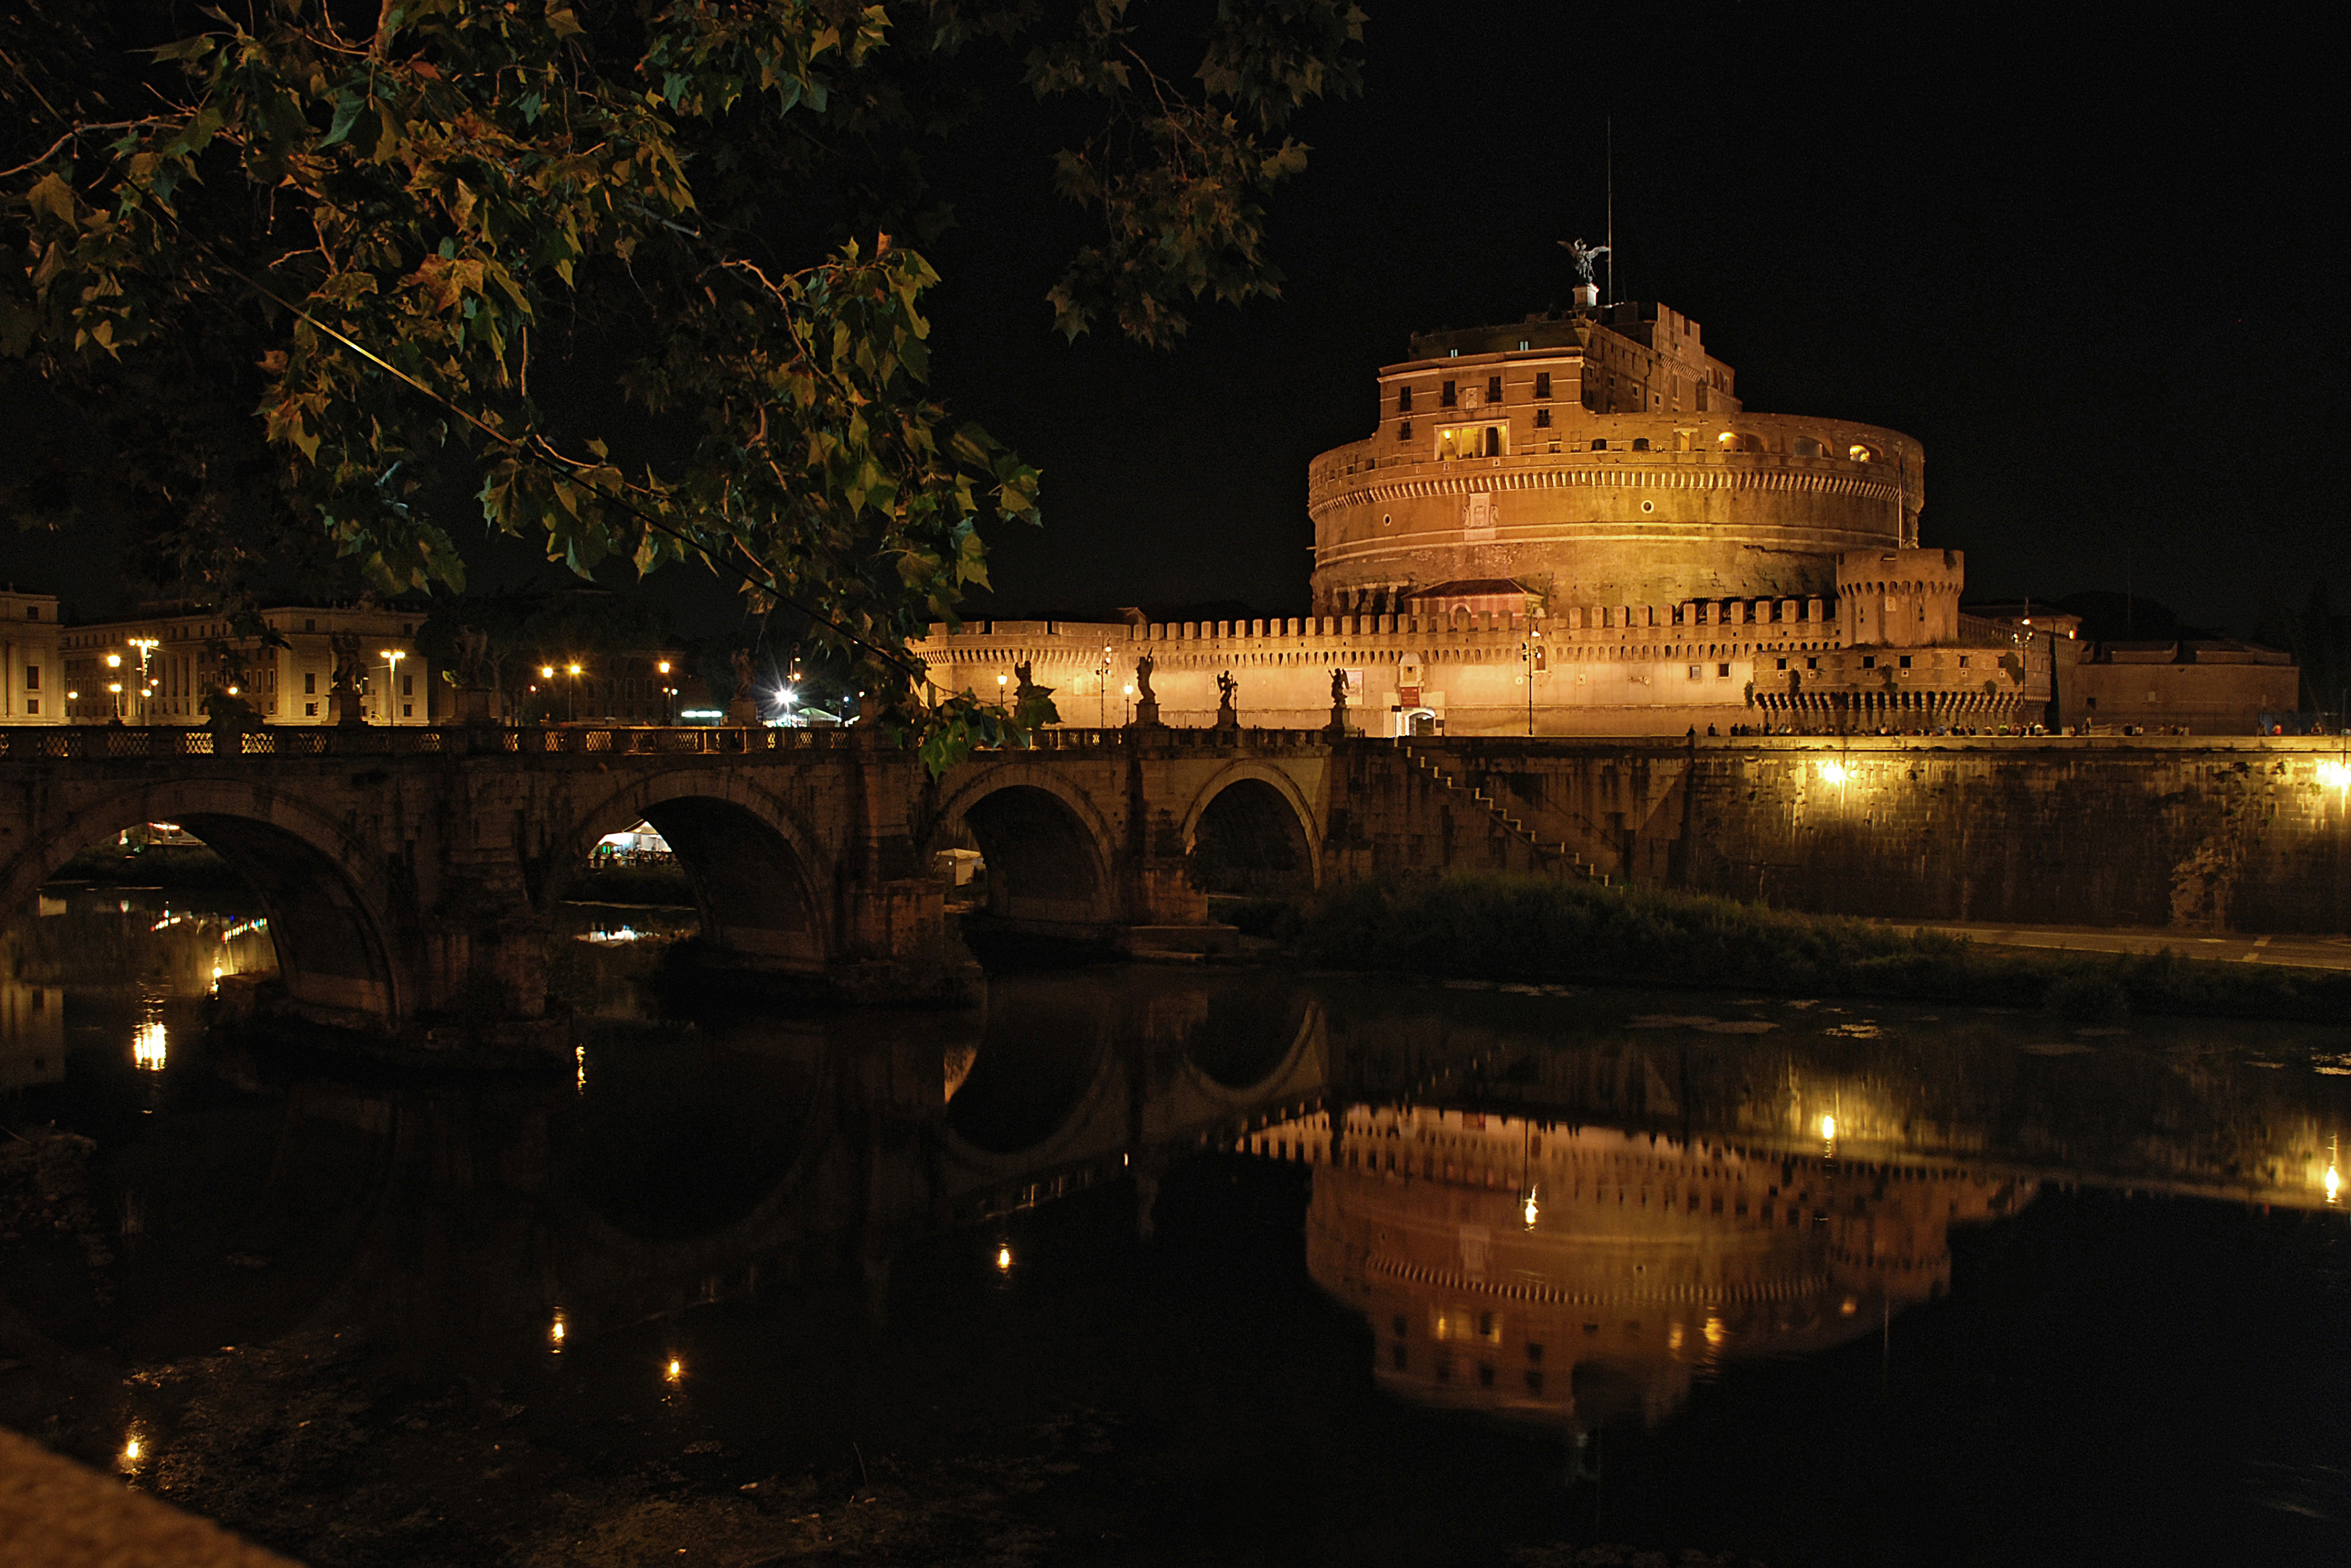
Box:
left=914, top=298, right=2064, bottom=735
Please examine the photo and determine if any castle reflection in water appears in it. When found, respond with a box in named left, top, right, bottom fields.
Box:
left=1252, top=1107, right=2029, bottom=1431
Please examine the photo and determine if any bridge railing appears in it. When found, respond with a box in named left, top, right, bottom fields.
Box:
left=1007, top=725, right=1337, bottom=753
left=0, top=724, right=852, bottom=761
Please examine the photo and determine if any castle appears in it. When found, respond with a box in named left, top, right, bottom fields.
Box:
left=914, top=295, right=2073, bottom=735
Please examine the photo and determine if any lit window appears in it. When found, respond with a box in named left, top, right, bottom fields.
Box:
left=1687, top=664, right=1702, bottom=680
left=1849, top=443, right=1879, bottom=462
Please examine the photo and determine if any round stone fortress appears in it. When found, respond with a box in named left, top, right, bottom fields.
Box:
left=1308, top=302, right=1922, bottom=619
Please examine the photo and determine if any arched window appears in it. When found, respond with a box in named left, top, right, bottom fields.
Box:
left=1848, top=442, right=1880, bottom=463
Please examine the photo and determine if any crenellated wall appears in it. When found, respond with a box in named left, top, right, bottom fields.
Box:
left=912, top=600, right=2047, bottom=738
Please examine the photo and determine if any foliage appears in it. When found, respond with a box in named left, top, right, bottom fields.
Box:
left=1293, top=873, right=2351, bottom=1025
left=1, top=0, right=1365, bottom=770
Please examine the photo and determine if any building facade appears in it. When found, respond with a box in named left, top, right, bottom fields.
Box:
left=0, top=588, right=61, bottom=725
left=55, top=605, right=429, bottom=725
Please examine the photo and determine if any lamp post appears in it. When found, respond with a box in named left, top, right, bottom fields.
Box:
left=567, top=662, right=582, bottom=723
left=1122, top=682, right=1134, bottom=726
left=380, top=649, right=406, bottom=725
left=1519, top=629, right=1542, bottom=737
left=538, top=665, right=556, bottom=725
left=127, top=639, right=157, bottom=725
left=997, top=672, right=1009, bottom=710
left=657, top=659, right=675, bottom=725
left=105, top=653, right=123, bottom=722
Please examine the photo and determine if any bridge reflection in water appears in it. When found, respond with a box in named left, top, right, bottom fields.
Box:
left=7, top=897, right=2351, bottom=1563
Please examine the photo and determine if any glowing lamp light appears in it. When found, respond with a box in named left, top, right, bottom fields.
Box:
left=995, top=1244, right=1014, bottom=1273
left=2327, top=1165, right=2342, bottom=1204
left=106, top=653, right=122, bottom=667
left=568, top=663, right=582, bottom=676
left=665, top=1357, right=682, bottom=1383
left=550, top=1315, right=567, bottom=1351
left=224, top=685, right=238, bottom=696
left=1818, top=760, right=1851, bottom=786
left=1521, top=1193, right=1541, bottom=1230
left=2318, top=762, right=2351, bottom=791
left=133, top=1021, right=167, bottom=1072
left=1820, top=1113, right=1837, bottom=1142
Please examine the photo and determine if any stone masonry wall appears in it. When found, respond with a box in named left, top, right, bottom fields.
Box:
left=1426, top=737, right=2351, bottom=934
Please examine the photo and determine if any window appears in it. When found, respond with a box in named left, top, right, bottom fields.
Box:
left=1477, top=1364, right=1496, bottom=1389
left=1398, top=385, right=1413, bottom=414
left=1849, top=443, right=1879, bottom=463
left=1398, top=420, right=1412, bottom=441
left=1440, top=379, right=1457, bottom=407
left=1959, top=655, right=1970, bottom=668
left=304, top=672, right=317, bottom=694
left=1483, top=426, right=1501, bottom=457
left=304, top=618, right=316, bottom=632
left=1525, top=1370, right=1545, bottom=1395
left=23, top=665, right=37, bottom=690
left=1899, top=655, right=1912, bottom=670
left=1806, top=657, right=1819, bottom=672
left=1391, top=1344, right=1408, bottom=1369
left=24, top=606, right=36, bottom=620
left=1632, top=437, right=1650, bottom=451
left=1534, top=371, right=1551, bottom=399
left=402, top=704, right=413, bottom=718
left=1687, top=664, right=1702, bottom=680
left=1392, top=1315, right=1408, bottom=1338
left=1591, top=438, right=1608, bottom=451
left=1535, top=408, right=1550, bottom=428
left=1525, top=1342, right=1544, bottom=1363
left=1485, top=375, right=1502, bottom=404
left=1718, top=663, right=1732, bottom=678
left=1776, top=657, right=1788, bottom=671
left=1862, top=655, right=1876, bottom=669
left=401, top=674, right=414, bottom=696
left=304, top=702, right=318, bottom=717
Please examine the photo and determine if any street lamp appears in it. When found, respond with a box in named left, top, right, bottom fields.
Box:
left=1122, top=682, right=1134, bottom=726
left=1519, top=628, right=1542, bottom=737
left=657, top=659, right=674, bottom=725
left=380, top=649, right=406, bottom=725
left=997, top=672, right=1009, bottom=709
left=127, top=639, right=157, bottom=725
left=567, top=663, right=582, bottom=722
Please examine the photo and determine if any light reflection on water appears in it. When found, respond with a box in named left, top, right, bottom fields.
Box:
left=4, top=882, right=2350, bottom=1564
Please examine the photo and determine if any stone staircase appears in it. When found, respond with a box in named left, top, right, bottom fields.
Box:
left=1396, top=740, right=1611, bottom=884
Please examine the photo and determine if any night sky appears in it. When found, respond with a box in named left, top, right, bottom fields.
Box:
left=9, top=3, right=2341, bottom=641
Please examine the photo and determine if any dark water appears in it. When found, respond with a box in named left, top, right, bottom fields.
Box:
left=5, top=887, right=2351, bottom=1567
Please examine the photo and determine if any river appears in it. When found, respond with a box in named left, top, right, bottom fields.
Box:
left=3, top=882, right=2348, bottom=1565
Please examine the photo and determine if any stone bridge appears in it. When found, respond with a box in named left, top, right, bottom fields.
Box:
left=3, top=724, right=2348, bottom=1043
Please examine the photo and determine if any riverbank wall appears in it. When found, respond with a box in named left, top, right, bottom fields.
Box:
left=1380, top=737, right=2351, bottom=934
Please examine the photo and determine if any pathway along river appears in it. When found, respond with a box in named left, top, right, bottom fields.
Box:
left=4, top=882, right=2350, bottom=1567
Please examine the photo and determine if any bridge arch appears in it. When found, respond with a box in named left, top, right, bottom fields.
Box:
left=1180, top=762, right=1323, bottom=894
left=0, top=780, right=404, bottom=1027
left=558, top=773, right=833, bottom=970
left=928, top=763, right=1120, bottom=929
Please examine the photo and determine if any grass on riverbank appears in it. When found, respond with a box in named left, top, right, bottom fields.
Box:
left=1292, top=873, right=2351, bottom=1025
